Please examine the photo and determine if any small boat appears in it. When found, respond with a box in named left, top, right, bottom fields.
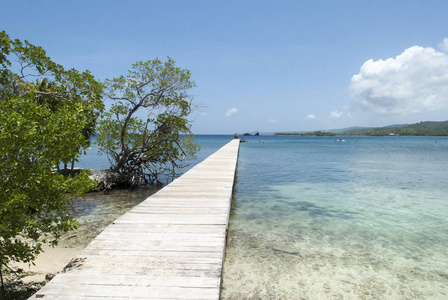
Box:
left=334, top=138, right=345, bottom=142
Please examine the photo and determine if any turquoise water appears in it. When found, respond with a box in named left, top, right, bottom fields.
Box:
left=77, top=134, right=232, bottom=173
left=222, top=136, right=448, bottom=299
left=77, top=135, right=448, bottom=299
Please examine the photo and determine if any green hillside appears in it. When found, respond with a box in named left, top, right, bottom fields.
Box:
left=275, top=131, right=336, bottom=136
left=342, top=121, right=448, bottom=136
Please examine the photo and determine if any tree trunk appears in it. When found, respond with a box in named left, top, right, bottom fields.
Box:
left=70, top=159, right=75, bottom=174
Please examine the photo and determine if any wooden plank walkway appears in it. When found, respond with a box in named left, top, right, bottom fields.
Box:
left=30, top=139, right=240, bottom=300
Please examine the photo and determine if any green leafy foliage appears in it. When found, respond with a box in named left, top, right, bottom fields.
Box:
left=0, top=97, right=96, bottom=266
left=0, top=31, right=102, bottom=286
left=0, top=30, right=104, bottom=168
left=97, top=58, right=200, bottom=185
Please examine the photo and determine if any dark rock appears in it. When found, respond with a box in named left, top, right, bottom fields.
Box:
left=45, top=273, right=55, bottom=281
left=243, top=132, right=260, bottom=136
left=88, top=169, right=141, bottom=191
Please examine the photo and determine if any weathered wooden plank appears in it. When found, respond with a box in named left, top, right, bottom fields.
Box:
left=112, top=216, right=229, bottom=225
left=101, top=223, right=227, bottom=234
left=123, top=207, right=230, bottom=214
left=50, top=266, right=222, bottom=278
left=84, top=239, right=225, bottom=251
left=35, top=285, right=220, bottom=299
left=87, top=237, right=226, bottom=248
left=80, top=249, right=224, bottom=259
left=126, top=209, right=230, bottom=215
left=96, top=231, right=226, bottom=241
left=48, top=274, right=220, bottom=287
left=74, top=254, right=223, bottom=265
left=30, top=139, right=240, bottom=300
left=63, top=260, right=222, bottom=271
left=152, top=190, right=233, bottom=197
left=136, top=201, right=230, bottom=207
left=136, top=199, right=230, bottom=204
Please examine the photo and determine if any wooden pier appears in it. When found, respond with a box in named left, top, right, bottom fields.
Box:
left=31, top=139, right=240, bottom=299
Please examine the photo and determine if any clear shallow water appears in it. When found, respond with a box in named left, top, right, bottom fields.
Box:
left=222, top=136, right=448, bottom=299
left=59, top=187, right=160, bottom=249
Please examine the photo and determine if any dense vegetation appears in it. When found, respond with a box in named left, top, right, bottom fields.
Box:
left=0, top=30, right=101, bottom=294
left=275, top=131, right=336, bottom=136
left=341, top=121, right=448, bottom=136
left=275, top=121, right=448, bottom=137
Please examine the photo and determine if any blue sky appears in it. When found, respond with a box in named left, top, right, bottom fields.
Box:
left=2, top=1, right=448, bottom=134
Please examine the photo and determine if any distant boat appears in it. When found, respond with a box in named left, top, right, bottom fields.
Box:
left=334, top=138, right=346, bottom=142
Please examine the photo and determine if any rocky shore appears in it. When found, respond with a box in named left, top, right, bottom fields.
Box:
left=59, top=168, right=141, bottom=191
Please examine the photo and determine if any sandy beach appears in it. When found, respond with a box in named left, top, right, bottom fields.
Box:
left=11, top=245, right=81, bottom=283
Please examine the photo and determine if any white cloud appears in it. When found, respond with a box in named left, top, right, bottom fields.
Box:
left=267, top=118, right=278, bottom=123
left=330, top=110, right=343, bottom=119
left=350, top=42, right=448, bottom=115
left=225, top=108, right=238, bottom=117
left=439, top=38, right=448, bottom=53
left=306, top=114, right=317, bottom=120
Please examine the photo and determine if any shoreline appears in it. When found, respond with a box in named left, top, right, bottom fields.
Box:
left=4, top=185, right=158, bottom=298
left=3, top=245, right=81, bottom=299
left=10, top=245, right=81, bottom=284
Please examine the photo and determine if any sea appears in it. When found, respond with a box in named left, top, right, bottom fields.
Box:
left=71, top=135, right=448, bottom=299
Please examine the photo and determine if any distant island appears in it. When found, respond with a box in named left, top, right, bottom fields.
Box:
left=275, top=131, right=335, bottom=136
left=243, top=132, right=260, bottom=136
left=275, top=120, right=448, bottom=136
